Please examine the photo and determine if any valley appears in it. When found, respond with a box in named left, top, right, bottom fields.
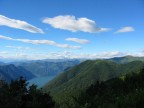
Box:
left=1, top=56, right=144, bottom=108
left=0, top=1, right=143, bottom=107
left=27, top=76, right=54, bottom=88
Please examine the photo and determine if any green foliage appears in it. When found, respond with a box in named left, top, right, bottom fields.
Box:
left=2, top=59, right=144, bottom=108
left=64, top=67, right=144, bottom=108
left=43, top=60, right=144, bottom=108
left=44, top=60, right=144, bottom=94
left=0, top=77, right=55, bottom=108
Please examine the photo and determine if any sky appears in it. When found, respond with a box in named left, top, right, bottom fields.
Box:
left=0, top=0, right=144, bottom=60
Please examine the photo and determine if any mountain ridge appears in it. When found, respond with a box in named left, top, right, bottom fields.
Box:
left=14, top=59, right=81, bottom=77
left=109, top=55, right=144, bottom=63
left=0, top=64, right=35, bottom=82
left=43, top=60, right=144, bottom=94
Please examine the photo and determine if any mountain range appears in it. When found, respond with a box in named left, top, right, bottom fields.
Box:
left=43, top=59, right=144, bottom=94
left=109, top=55, right=144, bottom=63
left=14, top=59, right=81, bottom=77
left=1, top=56, right=144, bottom=107
left=1, top=56, right=144, bottom=86
left=0, top=64, right=35, bottom=82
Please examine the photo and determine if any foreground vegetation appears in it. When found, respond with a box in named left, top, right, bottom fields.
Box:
left=0, top=77, right=55, bottom=108
left=70, top=68, right=144, bottom=108
left=51, top=67, right=144, bottom=108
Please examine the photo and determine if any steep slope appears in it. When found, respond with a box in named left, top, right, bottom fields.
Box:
left=68, top=68, right=144, bottom=108
left=0, top=69, right=11, bottom=82
left=15, top=59, right=81, bottom=77
left=43, top=60, right=144, bottom=93
left=0, top=64, right=35, bottom=82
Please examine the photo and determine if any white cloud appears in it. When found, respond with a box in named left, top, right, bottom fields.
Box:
left=92, top=51, right=125, bottom=59
left=6, top=46, right=32, bottom=50
left=65, top=38, right=90, bottom=44
left=0, top=15, right=44, bottom=33
left=16, top=39, right=81, bottom=49
left=0, top=35, right=13, bottom=40
left=27, top=51, right=126, bottom=60
left=1, top=50, right=144, bottom=60
left=42, top=15, right=110, bottom=33
left=115, top=26, right=135, bottom=33
left=0, top=35, right=81, bottom=49
left=15, top=53, right=28, bottom=58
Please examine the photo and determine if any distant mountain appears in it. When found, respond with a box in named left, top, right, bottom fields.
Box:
left=15, top=59, right=81, bottom=77
left=0, top=64, right=35, bottom=82
left=37, top=59, right=85, bottom=62
left=43, top=60, right=144, bottom=94
left=109, top=56, right=144, bottom=63
left=0, top=62, right=4, bottom=65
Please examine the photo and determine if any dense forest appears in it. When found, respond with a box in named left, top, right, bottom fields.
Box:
left=60, top=68, right=144, bottom=108
left=0, top=77, right=55, bottom=108
left=49, top=67, right=144, bottom=108
left=43, top=60, right=144, bottom=108
left=44, top=60, right=144, bottom=93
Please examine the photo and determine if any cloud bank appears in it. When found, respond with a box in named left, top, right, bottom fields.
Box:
left=0, top=51, right=129, bottom=60
left=0, top=35, right=81, bottom=49
left=42, top=15, right=110, bottom=33
left=0, top=15, right=44, bottom=33
left=1, top=50, right=144, bottom=60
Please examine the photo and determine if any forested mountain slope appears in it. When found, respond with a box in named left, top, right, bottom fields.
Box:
left=44, top=60, right=144, bottom=93
left=0, top=64, right=35, bottom=82
left=15, top=60, right=81, bottom=77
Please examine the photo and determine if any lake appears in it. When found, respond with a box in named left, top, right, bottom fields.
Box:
left=27, top=76, right=54, bottom=88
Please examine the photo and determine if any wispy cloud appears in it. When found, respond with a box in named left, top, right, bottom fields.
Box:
left=93, top=51, right=125, bottom=58
left=1, top=50, right=144, bottom=60
left=115, top=26, right=135, bottom=33
left=0, top=35, right=13, bottom=40
left=6, top=46, right=32, bottom=50
left=42, top=15, right=110, bottom=33
left=0, top=35, right=81, bottom=49
left=65, top=38, right=90, bottom=44
left=0, top=15, right=44, bottom=33
left=30, top=51, right=125, bottom=60
left=0, top=51, right=9, bottom=55
left=0, top=51, right=124, bottom=60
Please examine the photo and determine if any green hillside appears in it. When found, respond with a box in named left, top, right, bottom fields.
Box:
left=42, top=60, right=144, bottom=107
left=65, top=68, right=144, bottom=108
left=43, top=60, right=144, bottom=94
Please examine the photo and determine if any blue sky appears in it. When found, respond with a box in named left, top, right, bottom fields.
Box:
left=0, top=0, right=144, bottom=60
